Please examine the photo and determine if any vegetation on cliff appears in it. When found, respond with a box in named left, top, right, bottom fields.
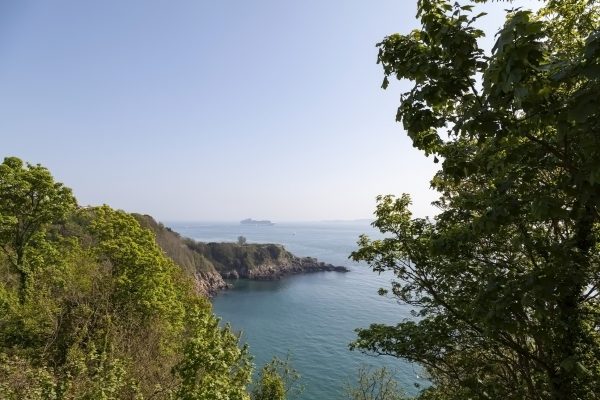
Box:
left=0, top=156, right=294, bottom=399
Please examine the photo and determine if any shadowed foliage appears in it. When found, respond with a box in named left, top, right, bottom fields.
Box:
left=353, top=1, right=600, bottom=399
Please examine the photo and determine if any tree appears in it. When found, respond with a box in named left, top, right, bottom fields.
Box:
left=86, top=206, right=254, bottom=398
left=173, top=306, right=253, bottom=400
left=0, top=157, right=76, bottom=302
left=344, top=366, right=407, bottom=400
left=352, top=1, right=600, bottom=399
left=238, top=235, right=248, bottom=246
left=252, top=364, right=286, bottom=400
left=252, top=355, right=303, bottom=400
left=88, top=205, right=186, bottom=329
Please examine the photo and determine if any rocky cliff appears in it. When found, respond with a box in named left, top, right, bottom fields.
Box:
left=133, top=215, right=348, bottom=297
left=186, top=240, right=347, bottom=280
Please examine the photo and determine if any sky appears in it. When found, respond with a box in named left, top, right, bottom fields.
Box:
left=0, top=0, right=540, bottom=222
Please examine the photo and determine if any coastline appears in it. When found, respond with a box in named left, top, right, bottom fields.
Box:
left=134, top=214, right=349, bottom=297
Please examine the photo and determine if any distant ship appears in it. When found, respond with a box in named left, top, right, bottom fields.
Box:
left=240, top=218, right=274, bottom=226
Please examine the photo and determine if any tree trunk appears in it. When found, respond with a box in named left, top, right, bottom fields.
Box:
left=550, top=200, right=595, bottom=399
left=16, top=247, right=28, bottom=304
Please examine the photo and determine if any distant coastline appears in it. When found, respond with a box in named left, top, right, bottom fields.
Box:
left=240, top=218, right=274, bottom=226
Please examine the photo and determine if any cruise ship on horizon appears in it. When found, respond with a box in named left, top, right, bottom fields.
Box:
left=240, top=218, right=274, bottom=226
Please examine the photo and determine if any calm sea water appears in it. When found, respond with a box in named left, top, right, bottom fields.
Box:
left=169, top=221, right=426, bottom=399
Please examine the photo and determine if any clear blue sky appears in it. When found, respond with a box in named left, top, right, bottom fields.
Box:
left=0, top=0, right=539, bottom=222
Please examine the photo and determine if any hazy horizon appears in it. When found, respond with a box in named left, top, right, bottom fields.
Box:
left=161, top=218, right=376, bottom=224
left=1, top=0, right=540, bottom=221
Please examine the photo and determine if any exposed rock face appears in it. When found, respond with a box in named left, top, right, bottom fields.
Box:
left=194, top=270, right=230, bottom=297
left=133, top=214, right=348, bottom=297
left=185, top=241, right=348, bottom=280
left=241, top=255, right=348, bottom=280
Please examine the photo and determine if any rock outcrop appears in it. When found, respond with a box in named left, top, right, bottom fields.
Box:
left=133, top=214, right=348, bottom=297
left=189, top=241, right=348, bottom=280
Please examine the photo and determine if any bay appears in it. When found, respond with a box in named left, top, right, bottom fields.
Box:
left=169, top=221, right=425, bottom=399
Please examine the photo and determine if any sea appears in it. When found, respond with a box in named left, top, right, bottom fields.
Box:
left=168, top=221, right=426, bottom=399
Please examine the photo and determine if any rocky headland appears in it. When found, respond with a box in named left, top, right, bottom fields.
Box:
left=134, top=215, right=348, bottom=297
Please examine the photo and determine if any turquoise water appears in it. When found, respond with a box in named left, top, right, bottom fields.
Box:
left=169, top=221, right=426, bottom=399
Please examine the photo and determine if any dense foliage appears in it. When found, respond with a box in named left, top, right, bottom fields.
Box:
left=0, top=157, right=253, bottom=399
left=352, top=1, right=600, bottom=399
left=251, top=355, right=303, bottom=400
left=252, top=362, right=286, bottom=400
left=0, top=157, right=76, bottom=303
